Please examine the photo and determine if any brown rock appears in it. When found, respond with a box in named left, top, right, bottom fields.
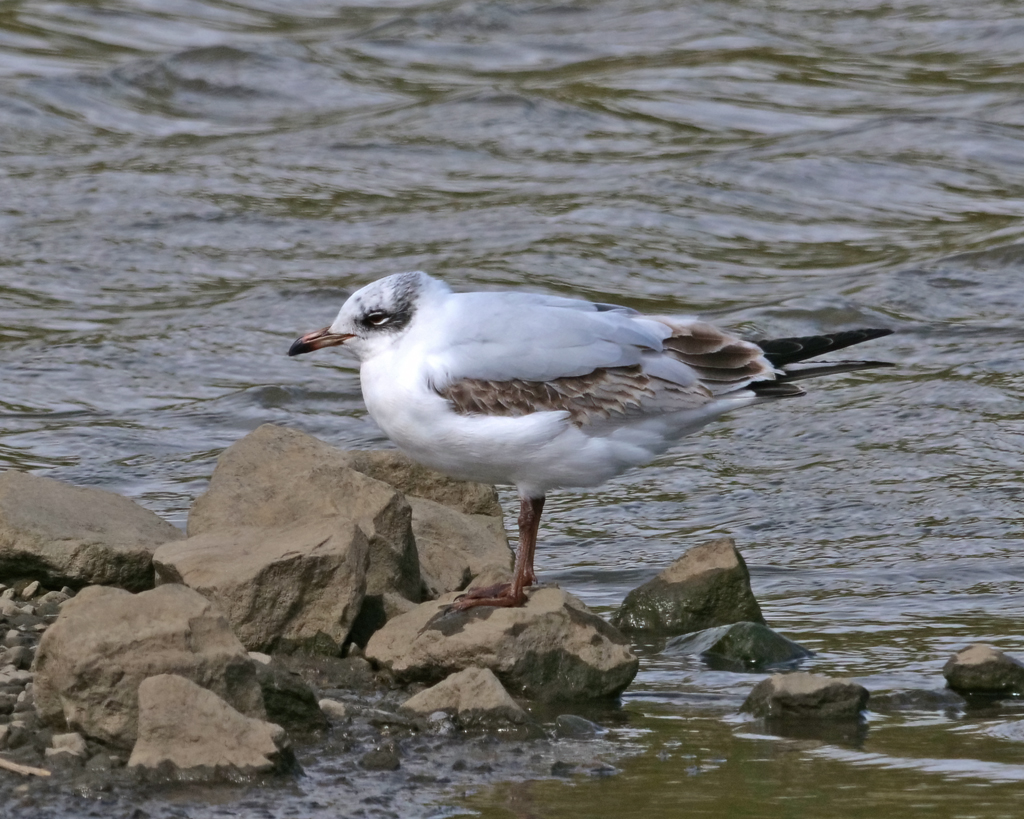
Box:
left=611, top=537, right=764, bottom=635
left=153, top=520, right=369, bottom=654
left=943, top=644, right=1024, bottom=696
left=409, top=496, right=512, bottom=598
left=400, top=667, right=527, bottom=726
left=33, top=584, right=264, bottom=749
left=0, top=471, right=182, bottom=591
left=128, top=675, right=294, bottom=778
left=365, top=586, right=638, bottom=701
left=741, top=672, right=869, bottom=719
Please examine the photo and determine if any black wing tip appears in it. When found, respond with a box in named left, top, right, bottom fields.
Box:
left=758, top=328, right=894, bottom=367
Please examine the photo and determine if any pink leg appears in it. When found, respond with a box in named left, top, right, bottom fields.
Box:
left=450, top=496, right=545, bottom=611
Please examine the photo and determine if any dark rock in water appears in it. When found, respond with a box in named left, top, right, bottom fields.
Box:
left=741, top=672, right=869, bottom=720
left=359, top=746, right=401, bottom=771
left=871, top=688, right=967, bottom=713
left=665, top=622, right=812, bottom=671
left=554, top=714, right=603, bottom=739
left=611, top=538, right=764, bottom=635
left=943, top=644, right=1024, bottom=697
left=0, top=471, right=183, bottom=592
left=253, top=659, right=329, bottom=734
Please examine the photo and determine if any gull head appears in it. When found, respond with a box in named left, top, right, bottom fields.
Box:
left=289, top=270, right=440, bottom=361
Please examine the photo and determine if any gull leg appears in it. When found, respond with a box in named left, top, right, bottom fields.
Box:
left=450, top=495, right=545, bottom=610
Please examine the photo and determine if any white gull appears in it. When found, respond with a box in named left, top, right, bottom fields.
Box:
left=289, top=271, right=892, bottom=610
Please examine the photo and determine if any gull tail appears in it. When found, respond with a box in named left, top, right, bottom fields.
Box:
left=750, top=329, right=894, bottom=398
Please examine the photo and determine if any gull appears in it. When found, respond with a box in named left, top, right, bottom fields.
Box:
left=289, top=271, right=892, bottom=610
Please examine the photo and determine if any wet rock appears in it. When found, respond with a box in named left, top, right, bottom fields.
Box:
left=319, top=699, right=348, bottom=722
left=0, top=471, right=183, bottom=592
left=365, top=587, right=638, bottom=701
left=187, top=424, right=421, bottom=604
left=664, top=622, right=812, bottom=671
left=554, top=714, right=603, bottom=739
left=741, top=672, right=869, bottom=720
left=276, top=652, right=379, bottom=693
left=400, top=667, right=527, bottom=727
left=34, top=584, right=265, bottom=749
left=359, top=745, right=401, bottom=771
left=611, top=537, right=765, bottom=635
left=50, top=732, right=88, bottom=757
left=253, top=660, right=329, bottom=733
left=871, top=688, right=967, bottom=713
left=338, top=448, right=502, bottom=517
left=410, top=496, right=512, bottom=599
left=153, top=520, right=370, bottom=655
left=128, top=675, right=295, bottom=779
left=943, top=644, right=1024, bottom=696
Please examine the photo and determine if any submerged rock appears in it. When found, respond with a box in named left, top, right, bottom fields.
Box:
left=400, top=667, right=527, bottom=727
left=153, top=520, right=370, bottom=655
left=943, top=644, right=1024, bottom=696
left=741, top=672, right=869, bottom=720
left=611, top=537, right=764, bottom=635
left=128, top=675, right=294, bottom=779
left=365, top=587, right=638, bottom=701
left=665, top=622, right=812, bottom=671
left=33, top=584, right=265, bottom=749
left=0, top=471, right=182, bottom=592
left=410, top=496, right=512, bottom=599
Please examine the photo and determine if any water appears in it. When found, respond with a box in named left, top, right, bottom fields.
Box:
left=3, top=1, right=1024, bottom=816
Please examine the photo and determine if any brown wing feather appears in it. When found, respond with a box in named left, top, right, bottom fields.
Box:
left=658, top=320, right=775, bottom=391
left=437, top=365, right=713, bottom=427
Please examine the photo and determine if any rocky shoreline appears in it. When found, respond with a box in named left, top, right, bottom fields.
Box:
left=1, top=423, right=1021, bottom=807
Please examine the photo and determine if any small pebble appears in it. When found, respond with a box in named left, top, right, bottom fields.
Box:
left=21, top=581, right=40, bottom=600
left=51, top=732, right=88, bottom=757
left=359, top=747, right=401, bottom=771
left=0, top=589, right=15, bottom=601
left=319, top=699, right=348, bottom=721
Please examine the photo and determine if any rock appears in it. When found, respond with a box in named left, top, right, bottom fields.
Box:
left=34, top=584, right=265, bottom=749
left=741, top=672, right=869, bottom=720
left=253, top=661, right=328, bottom=733
left=338, top=449, right=502, bottom=517
left=554, top=714, right=603, bottom=739
left=366, top=587, right=638, bottom=701
left=664, top=622, right=812, bottom=671
left=153, top=520, right=369, bottom=655
left=0, top=471, right=183, bottom=592
left=50, top=732, right=88, bottom=757
left=400, top=667, right=527, bottom=726
left=410, top=496, right=512, bottom=598
left=20, top=581, right=39, bottom=599
left=188, top=424, right=420, bottom=603
left=943, top=644, right=1024, bottom=696
left=128, top=675, right=294, bottom=778
left=611, top=537, right=765, bottom=635
left=319, top=699, right=348, bottom=721
left=359, top=745, right=400, bottom=771
left=4, top=645, right=34, bottom=670
left=871, top=688, right=967, bottom=713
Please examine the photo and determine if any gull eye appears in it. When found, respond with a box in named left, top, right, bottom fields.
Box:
left=364, top=311, right=391, bottom=327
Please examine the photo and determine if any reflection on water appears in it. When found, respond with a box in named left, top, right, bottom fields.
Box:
left=2, top=1, right=1024, bottom=816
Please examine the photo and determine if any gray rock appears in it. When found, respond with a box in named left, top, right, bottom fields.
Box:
left=400, top=667, right=527, bottom=726
left=34, top=584, right=265, bottom=749
left=741, top=672, right=869, bottom=720
left=253, top=661, right=329, bottom=733
left=365, top=587, right=638, bottom=701
left=21, top=581, right=40, bottom=599
left=0, top=471, right=183, bottom=592
left=50, top=731, right=88, bottom=757
left=612, top=538, right=765, bottom=635
left=943, top=644, right=1024, bottom=696
left=359, top=745, right=400, bottom=771
left=410, top=496, right=512, bottom=599
left=319, top=699, right=347, bottom=722
left=187, top=424, right=421, bottom=604
left=128, top=675, right=294, bottom=778
left=153, top=520, right=370, bottom=655
left=337, top=449, right=502, bottom=517
left=4, top=645, right=34, bottom=670
left=554, top=714, right=603, bottom=739
left=665, top=622, right=812, bottom=671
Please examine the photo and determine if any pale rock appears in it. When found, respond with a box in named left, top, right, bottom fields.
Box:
left=153, top=520, right=369, bottom=654
left=51, top=732, right=88, bottom=757
left=34, top=584, right=264, bottom=749
left=400, top=667, right=527, bottom=726
left=128, top=675, right=294, bottom=777
left=319, top=699, right=348, bottom=721
left=943, top=644, right=1024, bottom=696
left=20, top=581, right=39, bottom=599
left=741, top=672, right=869, bottom=719
left=0, top=471, right=183, bottom=591
left=366, top=587, right=638, bottom=701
